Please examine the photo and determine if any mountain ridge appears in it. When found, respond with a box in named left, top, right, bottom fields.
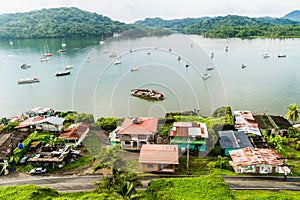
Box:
left=0, top=7, right=299, bottom=39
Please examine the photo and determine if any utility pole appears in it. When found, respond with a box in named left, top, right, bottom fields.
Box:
left=186, top=137, right=190, bottom=175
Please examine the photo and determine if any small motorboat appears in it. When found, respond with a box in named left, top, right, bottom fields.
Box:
left=114, top=59, right=121, bottom=65
left=263, top=53, right=270, bottom=58
left=241, top=64, right=246, bottom=69
left=202, top=73, right=211, bottom=80
left=40, top=57, right=50, bottom=62
left=130, top=66, right=139, bottom=72
left=18, top=77, right=39, bottom=84
left=109, top=53, right=117, bottom=58
left=65, top=65, right=73, bottom=70
left=57, top=49, right=66, bottom=53
left=55, top=70, right=71, bottom=77
left=207, top=66, right=214, bottom=71
left=21, top=63, right=31, bottom=69
left=278, top=53, right=286, bottom=58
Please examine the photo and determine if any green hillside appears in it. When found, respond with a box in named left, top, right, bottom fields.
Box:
left=135, top=15, right=300, bottom=38
left=284, top=10, right=300, bottom=22
left=0, top=7, right=132, bottom=39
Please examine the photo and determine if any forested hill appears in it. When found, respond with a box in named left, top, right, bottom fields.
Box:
left=284, top=10, right=300, bottom=22
left=0, top=7, right=133, bottom=39
left=135, top=15, right=300, bottom=38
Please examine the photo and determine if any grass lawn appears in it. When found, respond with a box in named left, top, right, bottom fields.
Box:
left=143, top=174, right=234, bottom=200
left=233, top=190, right=300, bottom=200
left=177, top=156, right=236, bottom=176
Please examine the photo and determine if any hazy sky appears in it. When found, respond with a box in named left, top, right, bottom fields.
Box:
left=1, top=0, right=300, bottom=23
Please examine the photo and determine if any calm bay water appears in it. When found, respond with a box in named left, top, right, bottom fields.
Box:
left=0, top=35, right=299, bottom=118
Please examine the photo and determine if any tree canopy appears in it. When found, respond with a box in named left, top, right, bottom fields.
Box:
left=0, top=7, right=133, bottom=39
left=135, top=15, right=300, bottom=39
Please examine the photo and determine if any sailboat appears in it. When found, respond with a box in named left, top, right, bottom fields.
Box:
left=55, top=53, right=71, bottom=77
left=61, top=40, right=67, bottom=48
left=44, top=45, right=53, bottom=57
left=9, top=39, right=13, bottom=46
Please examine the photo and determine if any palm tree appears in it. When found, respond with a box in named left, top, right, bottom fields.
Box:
left=286, top=103, right=300, bottom=124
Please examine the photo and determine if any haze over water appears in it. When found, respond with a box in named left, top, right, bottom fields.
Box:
left=0, top=34, right=299, bottom=118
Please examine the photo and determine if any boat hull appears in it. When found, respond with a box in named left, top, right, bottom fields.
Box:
left=18, top=78, right=39, bottom=84
left=131, top=89, right=164, bottom=101
left=55, top=70, right=71, bottom=77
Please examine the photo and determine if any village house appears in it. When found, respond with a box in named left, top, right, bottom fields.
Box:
left=113, top=117, right=158, bottom=150
left=254, top=114, right=292, bottom=137
left=27, top=145, right=73, bottom=169
left=34, top=116, right=65, bottom=133
left=14, top=116, right=44, bottom=132
left=229, top=147, right=290, bottom=174
left=139, top=144, right=179, bottom=173
left=168, top=122, right=208, bottom=152
left=24, top=107, right=54, bottom=118
left=15, top=116, right=65, bottom=133
left=59, top=123, right=89, bottom=147
left=218, top=130, right=253, bottom=156
left=234, top=110, right=261, bottom=136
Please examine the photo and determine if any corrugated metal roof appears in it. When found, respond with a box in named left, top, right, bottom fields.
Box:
left=229, top=147, right=283, bottom=166
left=169, top=122, right=208, bottom=138
left=33, top=116, right=65, bottom=126
left=139, top=144, right=179, bottom=164
left=15, top=116, right=44, bottom=129
left=218, top=130, right=253, bottom=149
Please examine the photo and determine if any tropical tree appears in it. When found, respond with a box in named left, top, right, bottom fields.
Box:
left=286, top=103, right=300, bottom=124
left=94, top=146, right=142, bottom=199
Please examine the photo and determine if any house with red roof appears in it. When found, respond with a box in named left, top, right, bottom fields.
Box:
left=59, top=123, right=89, bottom=147
left=139, top=144, right=179, bottom=173
left=115, top=117, right=158, bottom=150
left=14, top=116, right=44, bottom=131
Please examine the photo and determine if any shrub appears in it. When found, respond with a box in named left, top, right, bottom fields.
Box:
left=95, top=118, right=117, bottom=132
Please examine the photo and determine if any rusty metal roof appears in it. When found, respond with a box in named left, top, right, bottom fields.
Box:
left=229, top=147, right=283, bottom=166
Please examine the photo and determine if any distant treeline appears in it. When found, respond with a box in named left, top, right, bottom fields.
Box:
left=0, top=7, right=300, bottom=39
left=135, top=15, right=300, bottom=39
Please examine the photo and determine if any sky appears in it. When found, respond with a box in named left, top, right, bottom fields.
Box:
left=0, top=0, right=300, bottom=23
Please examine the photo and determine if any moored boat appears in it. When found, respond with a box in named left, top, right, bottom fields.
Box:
left=57, top=49, right=66, bottom=53
left=131, top=88, right=164, bottom=101
left=44, top=53, right=53, bottom=57
left=207, top=66, right=214, bottom=71
left=278, top=53, right=286, bottom=58
left=202, top=73, right=211, bottom=80
left=114, top=59, right=121, bottom=65
left=263, top=53, right=270, bottom=58
left=21, top=63, right=31, bottom=69
left=40, top=57, right=50, bottom=62
left=64, top=65, right=73, bottom=70
left=18, top=77, right=39, bottom=84
left=55, top=70, right=71, bottom=77
left=130, top=66, right=138, bottom=71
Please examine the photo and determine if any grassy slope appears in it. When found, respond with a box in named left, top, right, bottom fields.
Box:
left=233, top=190, right=300, bottom=200
left=144, top=174, right=234, bottom=200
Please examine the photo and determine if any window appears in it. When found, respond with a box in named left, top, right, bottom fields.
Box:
left=147, top=164, right=153, bottom=168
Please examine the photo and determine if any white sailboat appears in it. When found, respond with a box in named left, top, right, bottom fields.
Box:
left=55, top=53, right=71, bottom=77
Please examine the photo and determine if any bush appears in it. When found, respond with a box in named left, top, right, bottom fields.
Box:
left=95, top=118, right=117, bottom=132
left=75, top=113, right=95, bottom=124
